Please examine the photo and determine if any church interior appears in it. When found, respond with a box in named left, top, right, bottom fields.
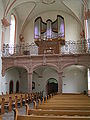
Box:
left=0, top=0, right=90, bottom=119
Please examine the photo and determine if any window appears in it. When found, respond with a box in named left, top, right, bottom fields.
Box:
left=16, top=81, right=19, bottom=93
left=9, top=80, right=13, bottom=94
left=32, top=82, right=35, bottom=90
left=9, top=14, right=16, bottom=54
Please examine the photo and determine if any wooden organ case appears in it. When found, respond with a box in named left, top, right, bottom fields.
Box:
left=34, top=15, right=65, bottom=54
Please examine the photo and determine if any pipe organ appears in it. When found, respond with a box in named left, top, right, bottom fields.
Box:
left=34, top=15, right=65, bottom=54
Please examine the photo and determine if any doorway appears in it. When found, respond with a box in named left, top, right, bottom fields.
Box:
left=47, top=78, right=58, bottom=95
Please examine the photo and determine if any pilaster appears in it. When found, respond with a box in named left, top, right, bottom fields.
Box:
left=27, top=72, right=32, bottom=92
left=58, top=72, right=63, bottom=94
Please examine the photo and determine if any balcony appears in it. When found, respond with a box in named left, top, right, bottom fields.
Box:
left=1, top=39, right=90, bottom=77
left=2, top=40, right=90, bottom=57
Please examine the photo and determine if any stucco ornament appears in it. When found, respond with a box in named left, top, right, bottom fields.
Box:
left=1, top=17, right=10, bottom=28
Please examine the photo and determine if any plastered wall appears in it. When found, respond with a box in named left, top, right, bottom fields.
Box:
left=24, top=10, right=81, bottom=44
left=19, top=69, right=28, bottom=93
left=62, top=66, right=88, bottom=93
left=2, top=68, right=20, bottom=94
left=0, top=0, right=4, bottom=94
left=32, top=66, right=88, bottom=96
left=32, top=67, right=58, bottom=96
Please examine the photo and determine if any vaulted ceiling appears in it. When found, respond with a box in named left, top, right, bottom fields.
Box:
left=2, top=0, right=88, bottom=42
left=2, top=0, right=84, bottom=28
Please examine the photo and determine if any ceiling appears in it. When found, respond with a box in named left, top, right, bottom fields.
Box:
left=2, top=0, right=84, bottom=32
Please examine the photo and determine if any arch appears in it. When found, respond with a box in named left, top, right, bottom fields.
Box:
left=2, top=64, right=29, bottom=76
left=9, top=80, right=13, bottom=94
left=32, top=63, right=59, bottom=73
left=62, top=62, right=90, bottom=71
left=16, top=80, right=19, bottom=93
left=46, top=78, right=58, bottom=95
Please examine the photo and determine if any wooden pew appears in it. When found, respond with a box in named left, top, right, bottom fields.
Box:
left=0, top=116, right=2, bottom=120
left=50, top=94, right=90, bottom=99
left=25, top=104, right=90, bottom=116
left=42, top=102, right=90, bottom=106
left=34, top=95, right=90, bottom=111
left=0, top=92, right=43, bottom=114
left=0, top=94, right=23, bottom=114
left=37, top=104, right=90, bottom=110
left=13, top=108, right=90, bottom=120
left=1, top=97, right=5, bottom=114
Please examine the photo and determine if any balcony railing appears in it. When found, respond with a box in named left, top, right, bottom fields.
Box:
left=2, top=39, right=90, bottom=57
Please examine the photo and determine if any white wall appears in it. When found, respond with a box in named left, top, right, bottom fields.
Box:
left=0, top=0, right=4, bottom=94
left=88, top=20, right=90, bottom=39
left=88, top=0, right=90, bottom=9
left=1, top=67, right=29, bottom=94
left=88, top=69, right=90, bottom=90
left=24, top=11, right=81, bottom=44
left=2, top=68, right=20, bottom=94
left=20, top=69, right=28, bottom=93
left=63, top=0, right=83, bottom=22
left=32, top=72, right=43, bottom=93
left=32, top=65, right=88, bottom=95
left=32, top=67, right=58, bottom=96
left=62, top=66, right=88, bottom=93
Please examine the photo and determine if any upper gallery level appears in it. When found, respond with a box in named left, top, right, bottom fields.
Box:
left=2, top=39, right=90, bottom=57
left=1, top=0, right=90, bottom=57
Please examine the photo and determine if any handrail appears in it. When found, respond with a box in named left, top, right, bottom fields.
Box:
left=2, top=39, right=90, bottom=57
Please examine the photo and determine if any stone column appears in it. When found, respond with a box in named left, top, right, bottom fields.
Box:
left=58, top=72, right=63, bottom=94
left=27, top=72, right=32, bottom=92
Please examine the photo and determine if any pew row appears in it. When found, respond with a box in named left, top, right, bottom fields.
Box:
left=33, top=100, right=90, bottom=110
left=25, top=104, right=90, bottom=116
left=14, top=108, right=90, bottom=120
left=37, top=104, right=90, bottom=110
left=0, top=92, right=43, bottom=114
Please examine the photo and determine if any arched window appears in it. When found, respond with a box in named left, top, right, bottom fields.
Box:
left=9, top=80, right=13, bottom=94
left=16, top=81, right=19, bottom=93
left=9, top=14, right=16, bottom=54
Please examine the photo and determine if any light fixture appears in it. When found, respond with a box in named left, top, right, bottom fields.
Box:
left=41, top=0, right=56, bottom=5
